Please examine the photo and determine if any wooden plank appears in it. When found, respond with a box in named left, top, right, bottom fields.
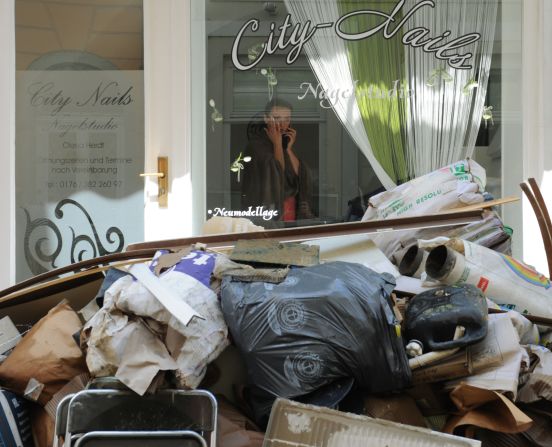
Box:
left=127, top=210, right=484, bottom=252
left=439, top=196, right=519, bottom=213
left=0, top=210, right=484, bottom=315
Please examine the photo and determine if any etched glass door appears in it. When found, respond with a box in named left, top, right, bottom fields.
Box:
left=15, top=0, right=145, bottom=280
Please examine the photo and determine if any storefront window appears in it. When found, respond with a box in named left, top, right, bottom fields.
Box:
left=196, top=0, right=519, bottom=229
left=15, top=0, right=144, bottom=280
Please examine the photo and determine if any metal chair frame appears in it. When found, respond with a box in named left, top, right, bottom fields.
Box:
left=57, top=389, right=216, bottom=447
left=73, top=430, right=207, bottom=447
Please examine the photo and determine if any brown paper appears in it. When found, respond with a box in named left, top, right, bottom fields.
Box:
left=218, top=398, right=264, bottom=447
left=0, top=302, right=87, bottom=405
left=444, top=384, right=533, bottom=435
left=363, top=394, right=427, bottom=428
left=30, top=404, right=55, bottom=447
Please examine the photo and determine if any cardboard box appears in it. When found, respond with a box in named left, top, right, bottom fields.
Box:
left=263, top=399, right=481, bottom=447
left=363, top=394, right=427, bottom=428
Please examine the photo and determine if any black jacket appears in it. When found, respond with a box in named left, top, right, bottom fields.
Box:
left=241, top=130, right=314, bottom=224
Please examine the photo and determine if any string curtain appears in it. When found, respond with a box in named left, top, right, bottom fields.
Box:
left=284, top=0, right=498, bottom=185
left=404, top=0, right=498, bottom=177
left=283, top=0, right=397, bottom=189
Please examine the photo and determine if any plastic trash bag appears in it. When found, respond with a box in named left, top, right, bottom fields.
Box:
left=221, top=261, right=411, bottom=424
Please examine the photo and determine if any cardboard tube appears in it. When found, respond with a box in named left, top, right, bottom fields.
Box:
left=399, top=245, right=429, bottom=279
left=426, top=241, right=552, bottom=320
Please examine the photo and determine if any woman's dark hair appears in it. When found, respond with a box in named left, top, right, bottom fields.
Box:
left=247, top=98, right=294, bottom=140
left=264, top=98, right=293, bottom=115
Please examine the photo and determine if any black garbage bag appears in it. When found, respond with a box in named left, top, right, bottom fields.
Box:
left=221, top=261, right=411, bottom=425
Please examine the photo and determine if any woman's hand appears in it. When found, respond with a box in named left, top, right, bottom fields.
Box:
left=265, top=118, right=283, bottom=148
left=283, top=127, right=297, bottom=150
left=265, top=117, right=285, bottom=171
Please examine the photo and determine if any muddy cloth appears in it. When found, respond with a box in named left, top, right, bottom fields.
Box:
left=221, top=261, right=411, bottom=425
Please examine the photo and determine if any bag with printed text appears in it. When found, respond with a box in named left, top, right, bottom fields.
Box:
left=362, top=159, right=486, bottom=221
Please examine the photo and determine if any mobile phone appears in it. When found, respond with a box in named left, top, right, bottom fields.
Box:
left=282, top=133, right=290, bottom=149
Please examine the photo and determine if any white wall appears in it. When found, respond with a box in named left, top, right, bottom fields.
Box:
left=520, top=0, right=552, bottom=276
left=0, top=1, right=15, bottom=289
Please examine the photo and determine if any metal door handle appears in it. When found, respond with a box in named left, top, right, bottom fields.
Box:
left=140, top=172, right=165, bottom=178
left=140, top=156, right=168, bottom=207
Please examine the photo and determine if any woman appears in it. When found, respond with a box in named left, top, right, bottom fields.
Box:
left=241, top=98, right=314, bottom=224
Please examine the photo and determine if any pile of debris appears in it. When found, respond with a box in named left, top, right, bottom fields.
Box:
left=0, top=159, right=551, bottom=447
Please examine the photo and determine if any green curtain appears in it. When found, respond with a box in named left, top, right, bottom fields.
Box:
left=338, top=1, right=410, bottom=184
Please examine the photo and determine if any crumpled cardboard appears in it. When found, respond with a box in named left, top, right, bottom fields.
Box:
left=44, top=372, right=89, bottom=420
left=0, top=302, right=87, bottom=405
left=84, top=308, right=177, bottom=395
left=518, top=345, right=552, bottom=404
left=363, top=394, right=428, bottom=428
left=444, top=384, right=533, bottom=435
left=84, top=254, right=229, bottom=395
left=445, top=314, right=528, bottom=399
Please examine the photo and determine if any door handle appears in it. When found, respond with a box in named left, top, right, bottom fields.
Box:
left=140, top=172, right=165, bottom=178
left=140, top=156, right=168, bottom=207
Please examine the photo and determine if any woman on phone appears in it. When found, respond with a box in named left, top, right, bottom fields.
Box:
left=241, top=98, right=314, bottom=224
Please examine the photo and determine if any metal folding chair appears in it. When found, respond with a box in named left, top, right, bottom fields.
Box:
left=63, top=389, right=217, bottom=447
left=53, top=394, right=75, bottom=447
left=73, top=431, right=207, bottom=447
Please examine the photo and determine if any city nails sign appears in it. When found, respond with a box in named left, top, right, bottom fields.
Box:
left=232, top=0, right=481, bottom=71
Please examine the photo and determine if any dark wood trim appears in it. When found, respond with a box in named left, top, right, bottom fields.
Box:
left=521, top=180, right=552, bottom=277
left=0, top=210, right=483, bottom=305
left=0, top=250, right=155, bottom=300
left=127, top=210, right=484, bottom=251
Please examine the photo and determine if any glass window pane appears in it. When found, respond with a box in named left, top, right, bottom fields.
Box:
left=15, top=0, right=144, bottom=280
left=197, top=1, right=514, bottom=230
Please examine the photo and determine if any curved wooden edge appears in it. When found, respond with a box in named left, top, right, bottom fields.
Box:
left=0, top=272, right=104, bottom=310
left=0, top=250, right=156, bottom=300
left=0, top=258, right=150, bottom=307
left=528, top=177, right=552, bottom=244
